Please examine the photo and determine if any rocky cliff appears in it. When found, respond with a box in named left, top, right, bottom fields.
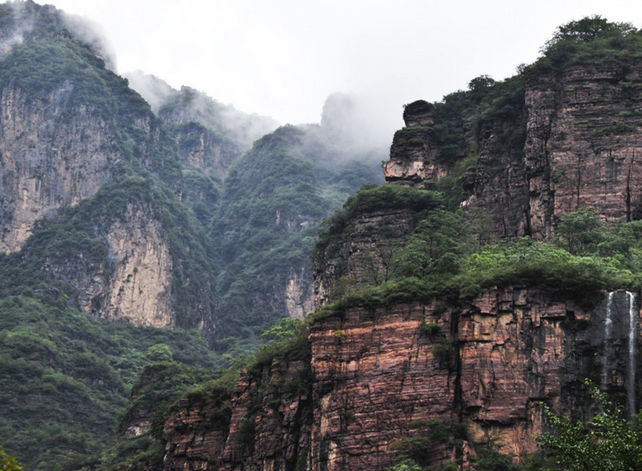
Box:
left=159, top=23, right=642, bottom=471
left=310, top=289, right=640, bottom=469
left=0, top=22, right=216, bottom=329
left=163, top=355, right=312, bottom=471
left=160, top=287, right=640, bottom=470
left=386, top=53, right=642, bottom=240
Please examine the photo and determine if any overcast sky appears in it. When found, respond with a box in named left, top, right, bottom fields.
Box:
left=40, top=0, right=642, bottom=136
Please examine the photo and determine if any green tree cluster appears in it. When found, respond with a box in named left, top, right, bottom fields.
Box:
left=539, top=380, right=642, bottom=471
left=0, top=448, right=24, bottom=471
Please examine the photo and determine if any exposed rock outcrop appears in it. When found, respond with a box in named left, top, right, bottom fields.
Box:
left=0, top=83, right=116, bottom=253
left=386, top=60, right=642, bottom=240
left=525, top=62, right=642, bottom=239
left=313, top=206, right=416, bottom=308
left=286, top=267, right=315, bottom=319
left=308, top=289, right=640, bottom=470
left=163, top=359, right=312, bottom=471
left=162, top=288, right=641, bottom=470
left=94, top=202, right=174, bottom=327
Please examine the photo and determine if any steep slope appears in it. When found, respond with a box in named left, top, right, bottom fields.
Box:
left=0, top=2, right=222, bottom=329
left=212, top=117, right=384, bottom=352
left=0, top=4, right=220, bottom=468
left=0, top=294, right=219, bottom=471
left=385, top=22, right=642, bottom=241
left=158, top=19, right=642, bottom=471
left=126, top=72, right=279, bottom=180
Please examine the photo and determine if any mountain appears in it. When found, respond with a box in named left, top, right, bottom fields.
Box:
left=156, top=17, right=642, bottom=471
left=4, top=4, right=642, bottom=471
left=0, top=2, right=386, bottom=468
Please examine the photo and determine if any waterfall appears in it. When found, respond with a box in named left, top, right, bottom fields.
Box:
left=627, top=291, right=637, bottom=417
left=602, top=292, right=615, bottom=390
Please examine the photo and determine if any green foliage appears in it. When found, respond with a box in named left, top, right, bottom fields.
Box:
left=535, top=16, right=642, bottom=72
left=213, top=124, right=382, bottom=349
left=145, top=344, right=174, bottom=363
left=395, top=209, right=477, bottom=278
left=538, top=379, right=642, bottom=471
left=0, top=447, right=24, bottom=471
left=248, top=319, right=311, bottom=374
left=261, top=318, right=303, bottom=342
left=457, top=237, right=638, bottom=299
left=554, top=207, right=606, bottom=255
left=0, top=295, right=219, bottom=470
left=417, top=320, right=441, bottom=338
left=387, top=459, right=423, bottom=471
left=314, top=227, right=642, bottom=328
left=311, top=277, right=438, bottom=323
left=542, top=16, right=638, bottom=54
left=592, top=122, right=635, bottom=137
left=315, top=184, right=443, bottom=259
left=431, top=339, right=454, bottom=365
left=392, top=419, right=469, bottom=468
left=181, top=167, right=221, bottom=225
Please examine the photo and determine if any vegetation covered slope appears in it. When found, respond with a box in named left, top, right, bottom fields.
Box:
left=0, top=4, right=385, bottom=469
left=58, top=16, right=642, bottom=471
left=212, top=123, right=383, bottom=353
left=0, top=4, right=219, bottom=468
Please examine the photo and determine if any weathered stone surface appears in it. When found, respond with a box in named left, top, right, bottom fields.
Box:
left=525, top=63, right=642, bottom=239
left=310, top=303, right=456, bottom=471
left=308, top=289, right=642, bottom=469
left=286, top=267, right=315, bottom=319
left=163, top=360, right=312, bottom=471
left=164, top=289, right=642, bottom=470
left=386, top=61, right=642, bottom=240
left=385, top=126, right=445, bottom=183
left=0, top=84, right=116, bottom=253
left=403, top=100, right=434, bottom=128
left=313, top=207, right=416, bottom=308
left=98, top=203, right=174, bottom=327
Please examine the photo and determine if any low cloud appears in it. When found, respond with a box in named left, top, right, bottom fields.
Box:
left=0, top=1, right=116, bottom=70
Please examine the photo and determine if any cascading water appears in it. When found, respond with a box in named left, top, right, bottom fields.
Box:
left=627, top=291, right=637, bottom=416
left=602, top=292, right=615, bottom=390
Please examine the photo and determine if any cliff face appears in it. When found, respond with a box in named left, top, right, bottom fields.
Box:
left=386, top=59, right=642, bottom=240
left=160, top=46, right=642, bottom=469
left=0, top=28, right=219, bottom=329
left=162, top=288, right=640, bottom=470
left=0, top=82, right=116, bottom=253
left=88, top=201, right=174, bottom=327
left=163, top=359, right=312, bottom=471
left=310, top=289, right=641, bottom=470
left=313, top=206, right=417, bottom=308
left=525, top=62, right=642, bottom=239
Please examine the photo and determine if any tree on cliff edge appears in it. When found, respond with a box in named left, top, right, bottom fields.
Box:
left=542, top=15, right=638, bottom=57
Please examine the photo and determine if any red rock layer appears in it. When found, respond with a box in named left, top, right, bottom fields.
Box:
left=310, top=303, right=456, bottom=471
left=162, top=289, right=641, bottom=470
left=386, top=61, right=642, bottom=240
left=525, top=63, right=642, bottom=239
left=163, top=361, right=311, bottom=471
left=308, top=289, right=641, bottom=470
